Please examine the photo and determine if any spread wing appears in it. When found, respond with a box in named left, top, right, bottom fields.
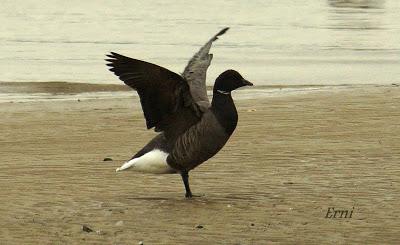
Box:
left=182, top=27, right=229, bottom=111
left=106, top=52, right=202, bottom=136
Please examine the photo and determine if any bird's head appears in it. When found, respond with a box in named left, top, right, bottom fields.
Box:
left=213, top=70, right=253, bottom=94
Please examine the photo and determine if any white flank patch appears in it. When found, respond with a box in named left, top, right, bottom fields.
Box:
left=116, top=149, right=174, bottom=174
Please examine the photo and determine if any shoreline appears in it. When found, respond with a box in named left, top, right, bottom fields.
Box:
left=1, top=80, right=389, bottom=92
left=1, top=81, right=396, bottom=104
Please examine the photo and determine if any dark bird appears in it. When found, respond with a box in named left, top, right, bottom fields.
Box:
left=106, top=27, right=252, bottom=198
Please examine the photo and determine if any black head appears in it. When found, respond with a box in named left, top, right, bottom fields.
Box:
left=214, top=70, right=253, bottom=93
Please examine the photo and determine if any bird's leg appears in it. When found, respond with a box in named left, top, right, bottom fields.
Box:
left=180, top=170, right=193, bottom=198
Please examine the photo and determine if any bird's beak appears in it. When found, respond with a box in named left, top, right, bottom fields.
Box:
left=242, top=79, right=253, bottom=86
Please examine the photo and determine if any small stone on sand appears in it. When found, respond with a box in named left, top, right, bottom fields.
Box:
left=103, top=157, right=113, bottom=161
left=82, top=225, right=93, bottom=233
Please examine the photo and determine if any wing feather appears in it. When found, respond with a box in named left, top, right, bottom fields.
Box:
left=106, top=52, right=201, bottom=135
left=182, top=27, right=229, bottom=110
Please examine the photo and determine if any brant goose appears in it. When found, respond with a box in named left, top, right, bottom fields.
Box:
left=106, top=27, right=252, bottom=198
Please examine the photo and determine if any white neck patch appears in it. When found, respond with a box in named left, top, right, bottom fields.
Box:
left=216, top=90, right=230, bottom=95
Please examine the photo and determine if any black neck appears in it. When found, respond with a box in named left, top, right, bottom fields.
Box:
left=211, top=89, right=238, bottom=135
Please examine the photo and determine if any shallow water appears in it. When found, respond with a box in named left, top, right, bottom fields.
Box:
left=1, top=0, right=399, bottom=85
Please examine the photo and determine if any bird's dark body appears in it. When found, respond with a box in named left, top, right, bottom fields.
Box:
left=133, top=94, right=238, bottom=171
left=168, top=103, right=236, bottom=171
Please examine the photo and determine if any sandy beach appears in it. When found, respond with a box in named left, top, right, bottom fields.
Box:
left=1, top=85, right=399, bottom=244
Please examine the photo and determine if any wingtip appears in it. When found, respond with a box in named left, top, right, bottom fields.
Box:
left=217, top=27, right=229, bottom=36
left=106, top=52, right=122, bottom=58
left=211, top=27, right=229, bottom=42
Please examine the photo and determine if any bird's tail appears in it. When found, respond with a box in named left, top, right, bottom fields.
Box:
left=116, top=159, right=136, bottom=172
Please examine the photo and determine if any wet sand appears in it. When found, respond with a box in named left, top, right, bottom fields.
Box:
left=0, top=81, right=129, bottom=94
left=1, top=85, right=399, bottom=244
